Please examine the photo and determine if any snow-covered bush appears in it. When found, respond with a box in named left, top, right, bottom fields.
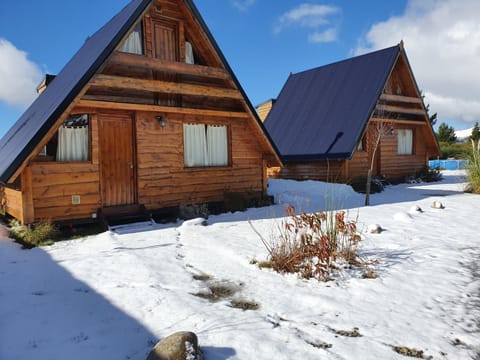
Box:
left=251, top=205, right=360, bottom=281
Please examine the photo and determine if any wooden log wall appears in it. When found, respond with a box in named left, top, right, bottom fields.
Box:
left=346, top=150, right=369, bottom=181
left=28, top=115, right=101, bottom=223
left=267, top=160, right=345, bottom=182
left=379, top=124, right=428, bottom=179
left=30, top=163, right=101, bottom=222
left=136, top=111, right=264, bottom=210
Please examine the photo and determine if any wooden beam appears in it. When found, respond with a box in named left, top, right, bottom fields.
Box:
left=90, top=74, right=243, bottom=100
left=371, top=117, right=427, bottom=126
left=376, top=104, right=426, bottom=116
left=20, top=167, right=34, bottom=224
left=379, top=94, right=422, bottom=104
left=77, top=99, right=250, bottom=118
left=109, top=52, right=232, bottom=81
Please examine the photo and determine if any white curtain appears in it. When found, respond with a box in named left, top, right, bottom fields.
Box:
left=57, top=125, right=89, bottom=162
left=119, top=23, right=143, bottom=55
left=184, top=124, right=208, bottom=167
left=185, top=41, right=195, bottom=64
left=207, top=125, right=228, bottom=166
left=397, top=129, right=413, bottom=155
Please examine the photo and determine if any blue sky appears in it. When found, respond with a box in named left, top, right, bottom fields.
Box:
left=1, top=0, right=479, bottom=138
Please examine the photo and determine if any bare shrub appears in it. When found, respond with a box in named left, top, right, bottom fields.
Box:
left=250, top=205, right=361, bottom=281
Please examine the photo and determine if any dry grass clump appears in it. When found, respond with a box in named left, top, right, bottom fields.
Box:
left=250, top=205, right=361, bottom=281
left=390, top=345, right=428, bottom=358
left=229, top=299, right=259, bottom=311
left=334, top=327, right=362, bottom=337
left=9, top=220, right=58, bottom=248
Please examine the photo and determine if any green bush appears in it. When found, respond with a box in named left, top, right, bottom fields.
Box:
left=438, top=141, right=469, bottom=159
left=9, top=221, right=58, bottom=248
left=466, top=140, right=480, bottom=193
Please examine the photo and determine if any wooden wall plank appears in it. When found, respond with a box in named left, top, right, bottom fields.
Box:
left=1, top=186, right=23, bottom=222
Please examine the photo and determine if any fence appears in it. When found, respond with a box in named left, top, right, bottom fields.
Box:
left=428, top=159, right=468, bottom=170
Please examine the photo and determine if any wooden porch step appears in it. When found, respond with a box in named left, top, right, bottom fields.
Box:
left=99, top=204, right=151, bottom=227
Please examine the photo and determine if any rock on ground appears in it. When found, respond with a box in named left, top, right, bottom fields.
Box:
left=147, top=331, right=202, bottom=360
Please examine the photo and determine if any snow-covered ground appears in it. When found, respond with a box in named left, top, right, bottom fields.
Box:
left=1, top=171, right=479, bottom=359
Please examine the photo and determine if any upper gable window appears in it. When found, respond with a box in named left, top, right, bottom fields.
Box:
left=119, top=22, right=143, bottom=55
left=357, top=136, right=366, bottom=151
left=185, top=41, right=195, bottom=64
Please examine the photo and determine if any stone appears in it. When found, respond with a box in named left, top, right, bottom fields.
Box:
left=147, top=331, right=202, bottom=360
left=367, top=224, right=383, bottom=234
left=409, top=205, right=423, bottom=213
left=431, top=200, right=445, bottom=209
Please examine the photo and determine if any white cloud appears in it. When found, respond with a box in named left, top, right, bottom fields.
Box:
left=309, top=28, right=338, bottom=43
left=355, top=0, right=480, bottom=126
left=0, top=38, right=42, bottom=108
left=232, top=0, right=255, bottom=12
left=275, top=3, right=340, bottom=42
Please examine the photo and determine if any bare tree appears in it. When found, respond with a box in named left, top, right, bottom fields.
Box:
left=364, top=119, right=393, bottom=206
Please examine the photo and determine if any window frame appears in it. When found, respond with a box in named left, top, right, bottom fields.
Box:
left=183, top=123, right=231, bottom=169
left=118, top=21, right=144, bottom=55
left=35, top=114, right=92, bottom=164
left=397, top=128, right=414, bottom=156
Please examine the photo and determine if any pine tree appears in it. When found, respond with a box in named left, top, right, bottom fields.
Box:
left=437, top=122, right=457, bottom=144
left=470, top=122, right=480, bottom=142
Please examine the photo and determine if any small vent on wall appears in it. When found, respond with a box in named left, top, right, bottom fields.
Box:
left=72, top=195, right=81, bottom=205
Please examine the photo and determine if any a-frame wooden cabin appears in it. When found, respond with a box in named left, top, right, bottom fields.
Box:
left=0, top=0, right=281, bottom=224
left=262, top=43, right=440, bottom=183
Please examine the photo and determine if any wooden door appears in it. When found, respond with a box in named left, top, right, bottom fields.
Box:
left=152, top=19, right=179, bottom=61
left=99, top=113, right=135, bottom=207
left=152, top=18, right=180, bottom=106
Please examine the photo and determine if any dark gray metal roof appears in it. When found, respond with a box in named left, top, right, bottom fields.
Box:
left=0, top=0, right=280, bottom=184
left=264, top=45, right=401, bottom=161
left=0, top=0, right=150, bottom=184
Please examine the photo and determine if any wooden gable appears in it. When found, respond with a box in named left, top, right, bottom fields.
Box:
left=370, top=49, right=440, bottom=157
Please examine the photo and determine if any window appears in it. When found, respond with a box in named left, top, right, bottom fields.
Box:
left=184, top=124, right=228, bottom=167
left=357, top=136, right=366, bottom=151
left=185, top=41, right=195, bottom=64
left=397, top=129, right=413, bottom=155
left=119, top=22, right=143, bottom=55
left=57, top=114, right=90, bottom=162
